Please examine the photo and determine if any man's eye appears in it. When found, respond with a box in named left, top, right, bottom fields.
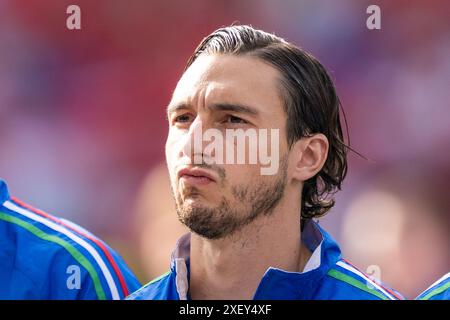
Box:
left=225, top=115, right=247, bottom=124
left=174, top=114, right=192, bottom=123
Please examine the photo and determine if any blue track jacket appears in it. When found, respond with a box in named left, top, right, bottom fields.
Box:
left=0, top=179, right=141, bottom=299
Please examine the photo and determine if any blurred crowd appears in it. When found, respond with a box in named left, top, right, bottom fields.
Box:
left=0, top=0, right=448, bottom=298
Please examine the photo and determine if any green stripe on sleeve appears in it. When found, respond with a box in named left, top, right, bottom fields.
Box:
left=327, top=269, right=388, bottom=300
left=419, top=281, right=450, bottom=300
left=148, top=270, right=171, bottom=285
left=126, top=270, right=171, bottom=299
left=0, top=211, right=106, bottom=300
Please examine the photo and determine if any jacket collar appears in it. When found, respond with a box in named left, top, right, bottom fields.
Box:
left=169, top=220, right=342, bottom=299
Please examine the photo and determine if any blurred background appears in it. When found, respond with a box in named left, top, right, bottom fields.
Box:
left=0, top=0, right=449, bottom=299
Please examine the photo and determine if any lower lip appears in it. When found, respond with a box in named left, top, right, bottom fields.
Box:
left=180, top=174, right=214, bottom=186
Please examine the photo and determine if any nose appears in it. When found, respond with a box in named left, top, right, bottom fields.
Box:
left=181, top=117, right=204, bottom=165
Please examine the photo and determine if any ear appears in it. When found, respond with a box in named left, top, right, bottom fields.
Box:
left=290, top=134, right=329, bottom=182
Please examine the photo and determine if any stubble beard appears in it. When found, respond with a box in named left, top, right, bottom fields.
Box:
left=172, top=158, right=288, bottom=240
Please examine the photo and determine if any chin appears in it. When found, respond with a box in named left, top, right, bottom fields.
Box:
left=180, top=188, right=217, bottom=203
left=182, top=196, right=212, bottom=209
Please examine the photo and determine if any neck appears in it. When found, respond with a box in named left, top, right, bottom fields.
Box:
left=189, top=188, right=311, bottom=300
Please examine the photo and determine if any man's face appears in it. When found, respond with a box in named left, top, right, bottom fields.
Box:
left=165, top=54, right=289, bottom=239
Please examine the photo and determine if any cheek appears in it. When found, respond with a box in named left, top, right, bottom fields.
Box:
left=224, top=163, right=260, bottom=184
left=165, top=133, right=181, bottom=176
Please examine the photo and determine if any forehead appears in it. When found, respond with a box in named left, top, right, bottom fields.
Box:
left=171, top=54, right=283, bottom=112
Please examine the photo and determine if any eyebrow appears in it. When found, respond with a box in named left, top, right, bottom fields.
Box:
left=167, top=103, right=259, bottom=116
left=209, top=103, right=259, bottom=115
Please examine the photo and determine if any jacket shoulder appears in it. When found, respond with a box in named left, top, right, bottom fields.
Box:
left=416, top=272, right=450, bottom=300
left=127, top=271, right=174, bottom=300
left=0, top=198, right=140, bottom=299
left=315, top=259, right=404, bottom=300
